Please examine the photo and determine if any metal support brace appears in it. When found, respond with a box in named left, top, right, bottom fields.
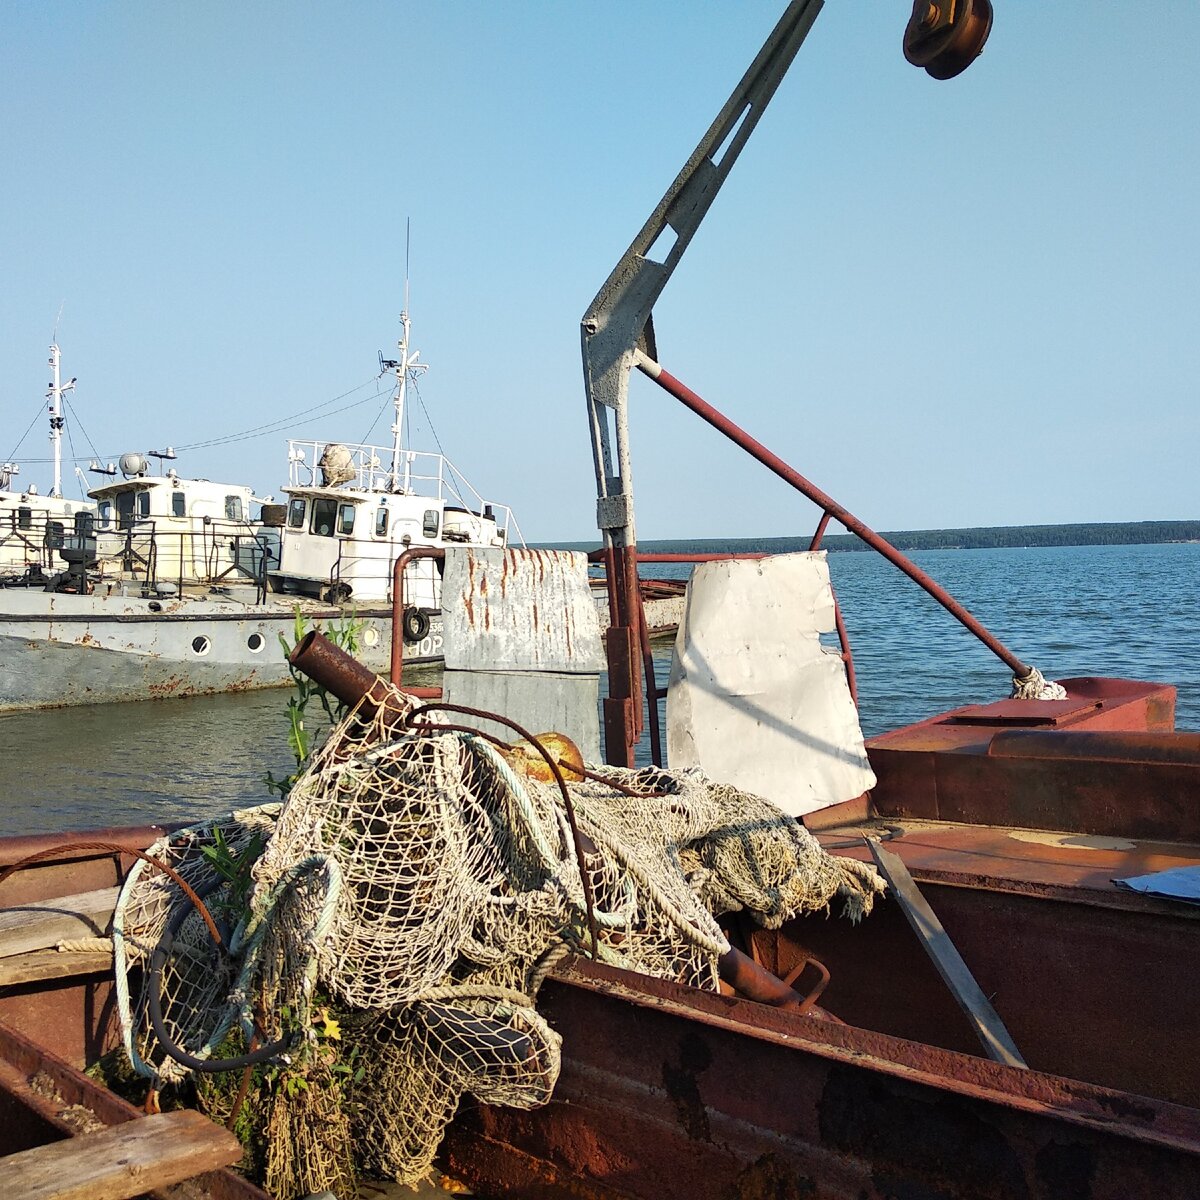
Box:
left=580, top=0, right=824, bottom=555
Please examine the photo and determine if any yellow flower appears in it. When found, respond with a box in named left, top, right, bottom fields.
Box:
left=315, top=1007, right=341, bottom=1041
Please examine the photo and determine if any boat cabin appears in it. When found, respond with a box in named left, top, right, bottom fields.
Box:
left=88, top=456, right=268, bottom=589
left=271, top=439, right=512, bottom=606
left=0, top=488, right=93, bottom=577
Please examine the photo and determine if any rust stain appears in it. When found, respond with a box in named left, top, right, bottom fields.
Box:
left=148, top=676, right=185, bottom=697
left=662, top=1031, right=713, bottom=1143
left=725, top=1155, right=816, bottom=1200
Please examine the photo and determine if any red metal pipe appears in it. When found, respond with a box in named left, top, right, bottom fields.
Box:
left=291, top=629, right=430, bottom=725
left=832, top=586, right=859, bottom=707
left=389, top=546, right=444, bottom=685
left=636, top=356, right=1032, bottom=679
left=808, top=510, right=831, bottom=551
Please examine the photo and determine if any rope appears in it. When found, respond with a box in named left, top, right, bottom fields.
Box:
left=1011, top=665, right=1068, bottom=700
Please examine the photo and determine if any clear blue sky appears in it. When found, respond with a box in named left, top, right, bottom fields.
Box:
left=3, top=3, right=1197, bottom=541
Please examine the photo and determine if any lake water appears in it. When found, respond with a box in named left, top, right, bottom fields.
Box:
left=0, top=542, right=1195, bottom=836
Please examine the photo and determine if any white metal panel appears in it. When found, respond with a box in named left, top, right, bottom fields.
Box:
left=441, top=549, right=604, bottom=674
left=442, top=670, right=602, bottom=763
left=666, top=552, right=876, bottom=817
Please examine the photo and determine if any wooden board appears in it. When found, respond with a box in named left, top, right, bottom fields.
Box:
left=0, top=887, right=118, bottom=959
left=867, top=838, right=1027, bottom=1069
left=0, top=947, right=113, bottom=987
left=0, top=1108, right=242, bottom=1200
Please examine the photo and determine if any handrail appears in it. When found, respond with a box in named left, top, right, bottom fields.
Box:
left=389, top=546, right=445, bottom=686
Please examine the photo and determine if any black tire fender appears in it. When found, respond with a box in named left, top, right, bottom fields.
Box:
left=402, top=606, right=431, bottom=644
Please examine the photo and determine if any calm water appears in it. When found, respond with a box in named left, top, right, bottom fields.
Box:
left=0, top=542, right=1195, bottom=836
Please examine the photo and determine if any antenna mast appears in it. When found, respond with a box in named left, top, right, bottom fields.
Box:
left=46, top=342, right=76, bottom=498
left=387, top=221, right=427, bottom=489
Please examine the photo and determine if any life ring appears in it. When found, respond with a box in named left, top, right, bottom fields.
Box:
left=402, top=606, right=431, bottom=644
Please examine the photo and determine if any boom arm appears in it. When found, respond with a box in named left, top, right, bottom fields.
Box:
left=580, top=0, right=992, bottom=551
left=581, top=0, right=823, bottom=551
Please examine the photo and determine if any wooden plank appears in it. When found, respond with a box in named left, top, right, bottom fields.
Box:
left=0, top=1109, right=241, bottom=1200
left=867, top=838, right=1028, bottom=1069
left=0, top=947, right=113, bottom=987
left=0, top=888, right=118, bottom=959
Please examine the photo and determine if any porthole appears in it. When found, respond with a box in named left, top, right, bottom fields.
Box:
left=191, top=635, right=212, bottom=657
left=247, top=632, right=265, bottom=653
left=362, top=627, right=380, bottom=648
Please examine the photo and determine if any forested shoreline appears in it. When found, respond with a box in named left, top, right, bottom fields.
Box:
left=551, top=521, right=1200, bottom=554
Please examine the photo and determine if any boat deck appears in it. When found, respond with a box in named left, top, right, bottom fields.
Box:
left=814, top=813, right=1200, bottom=912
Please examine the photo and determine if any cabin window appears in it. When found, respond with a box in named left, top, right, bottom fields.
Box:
left=74, top=511, right=94, bottom=537
left=338, top=504, right=356, bottom=535
left=116, top=491, right=136, bottom=529
left=17, top=506, right=31, bottom=531
left=172, top=491, right=186, bottom=517
left=138, top=491, right=150, bottom=518
left=225, top=495, right=244, bottom=522
left=423, top=509, right=440, bottom=538
left=287, top=498, right=306, bottom=528
left=310, top=498, right=338, bottom=537
left=98, top=500, right=112, bottom=528
left=375, top=507, right=389, bottom=537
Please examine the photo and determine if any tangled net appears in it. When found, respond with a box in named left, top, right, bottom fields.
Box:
left=114, top=686, right=883, bottom=1197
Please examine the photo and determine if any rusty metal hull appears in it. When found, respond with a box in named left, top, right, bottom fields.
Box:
left=447, top=961, right=1200, bottom=1200
left=0, top=597, right=443, bottom=713
left=443, top=676, right=1200, bottom=1198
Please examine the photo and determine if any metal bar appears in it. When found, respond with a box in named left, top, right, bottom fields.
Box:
left=581, top=1, right=824, bottom=557
left=389, top=545, right=443, bottom=684
left=832, top=585, right=858, bottom=707
left=637, top=355, right=1033, bottom=679
left=808, top=510, right=831, bottom=551
left=867, top=838, right=1028, bottom=1070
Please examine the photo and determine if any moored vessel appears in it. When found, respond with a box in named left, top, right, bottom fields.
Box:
left=0, top=313, right=522, bottom=713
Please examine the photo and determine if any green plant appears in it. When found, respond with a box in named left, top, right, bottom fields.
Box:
left=199, top=826, right=266, bottom=917
left=266, top=607, right=364, bottom=797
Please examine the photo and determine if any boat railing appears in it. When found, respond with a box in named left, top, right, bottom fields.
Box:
left=325, top=540, right=444, bottom=606
left=90, top=518, right=275, bottom=598
left=0, top=510, right=84, bottom=578
left=285, top=439, right=524, bottom=546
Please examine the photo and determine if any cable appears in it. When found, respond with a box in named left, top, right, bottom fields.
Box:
left=146, top=875, right=294, bottom=1074
left=4, top=408, right=43, bottom=464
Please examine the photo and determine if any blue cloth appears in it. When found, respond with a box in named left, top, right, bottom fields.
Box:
left=1114, top=866, right=1200, bottom=904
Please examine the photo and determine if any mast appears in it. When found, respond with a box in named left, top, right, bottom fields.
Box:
left=46, top=343, right=76, bottom=499
left=385, top=275, right=428, bottom=491
left=388, top=307, right=417, bottom=487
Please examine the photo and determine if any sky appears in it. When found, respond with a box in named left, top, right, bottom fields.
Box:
left=2, top=2, right=1197, bottom=542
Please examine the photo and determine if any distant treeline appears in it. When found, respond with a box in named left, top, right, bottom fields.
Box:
left=549, top=521, right=1200, bottom=555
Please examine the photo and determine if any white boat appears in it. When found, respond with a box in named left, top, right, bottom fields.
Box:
left=0, top=342, right=95, bottom=580
left=0, top=315, right=521, bottom=712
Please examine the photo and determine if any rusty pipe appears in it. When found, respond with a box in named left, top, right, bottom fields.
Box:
left=636, top=353, right=1033, bottom=679
left=289, top=629, right=436, bottom=728
left=717, top=947, right=806, bottom=1010
left=389, top=545, right=445, bottom=685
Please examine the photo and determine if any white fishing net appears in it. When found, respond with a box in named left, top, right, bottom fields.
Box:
left=113, top=685, right=883, bottom=1194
